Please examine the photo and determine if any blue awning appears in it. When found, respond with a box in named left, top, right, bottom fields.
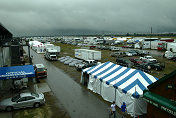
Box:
left=0, top=65, right=35, bottom=80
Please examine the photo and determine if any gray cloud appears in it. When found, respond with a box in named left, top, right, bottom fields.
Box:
left=0, top=0, right=176, bottom=36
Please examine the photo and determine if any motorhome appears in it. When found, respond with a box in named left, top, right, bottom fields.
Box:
left=44, top=46, right=60, bottom=61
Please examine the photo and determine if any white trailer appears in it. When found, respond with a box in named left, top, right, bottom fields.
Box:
left=45, top=44, right=54, bottom=49
left=75, top=49, right=101, bottom=60
left=166, top=43, right=176, bottom=52
left=87, top=50, right=101, bottom=60
left=75, top=49, right=87, bottom=59
left=52, top=46, right=60, bottom=53
left=142, top=41, right=151, bottom=49
left=151, top=41, right=164, bottom=49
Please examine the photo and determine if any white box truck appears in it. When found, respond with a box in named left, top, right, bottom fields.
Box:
left=75, top=49, right=101, bottom=60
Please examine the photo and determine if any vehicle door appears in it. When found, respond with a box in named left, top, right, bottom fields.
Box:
left=25, top=96, right=36, bottom=107
left=15, top=97, right=27, bottom=109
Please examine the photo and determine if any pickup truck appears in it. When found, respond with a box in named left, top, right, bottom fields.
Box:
left=34, top=64, right=47, bottom=78
left=75, top=60, right=97, bottom=70
left=139, top=56, right=157, bottom=63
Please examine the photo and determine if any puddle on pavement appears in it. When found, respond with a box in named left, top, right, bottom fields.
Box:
left=34, top=83, right=51, bottom=93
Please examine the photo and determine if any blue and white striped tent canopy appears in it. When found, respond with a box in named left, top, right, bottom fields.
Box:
left=83, top=61, right=158, bottom=98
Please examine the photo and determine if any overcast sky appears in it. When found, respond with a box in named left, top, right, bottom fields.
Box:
left=0, top=0, right=176, bottom=36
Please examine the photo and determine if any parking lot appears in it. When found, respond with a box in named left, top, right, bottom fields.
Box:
left=53, top=42, right=176, bottom=80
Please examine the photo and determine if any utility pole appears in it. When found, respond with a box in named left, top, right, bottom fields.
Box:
left=150, top=27, right=152, bottom=49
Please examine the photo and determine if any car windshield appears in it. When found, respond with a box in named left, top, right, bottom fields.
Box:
left=31, top=93, right=39, bottom=97
left=50, top=52, right=57, bottom=55
left=37, top=68, right=45, bottom=72
left=51, top=56, right=56, bottom=58
left=136, top=59, right=141, bottom=61
left=12, top=94, right=20, bottom=102
left=147, top=56, right=153, bottom=59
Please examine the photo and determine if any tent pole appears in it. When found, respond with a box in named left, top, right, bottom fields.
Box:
left=115, top=88, right=116, bottom=102
left=134, top=87, right=136, bottom=118
left=100, top=80, right=102, bottom=95
left=80, top=72, right=83, bottom=84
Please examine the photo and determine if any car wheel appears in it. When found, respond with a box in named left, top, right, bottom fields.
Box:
left=34, top=102, right=40, bottom=108
left=6, top=106, right=13, bottom=112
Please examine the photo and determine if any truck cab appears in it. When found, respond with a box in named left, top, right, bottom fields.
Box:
left=34, top=64, right=47, bottom=78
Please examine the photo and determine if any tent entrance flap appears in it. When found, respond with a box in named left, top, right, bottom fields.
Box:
left=0, top=65, right=35, bottom=80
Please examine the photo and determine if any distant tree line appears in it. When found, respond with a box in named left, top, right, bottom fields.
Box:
left=72, top=33, right=176, bottom=37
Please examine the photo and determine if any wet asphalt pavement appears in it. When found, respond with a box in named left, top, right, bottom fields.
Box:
left=25, top=48, right=115, bottom=118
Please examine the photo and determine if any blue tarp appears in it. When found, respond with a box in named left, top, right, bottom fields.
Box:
left=0, top=65, right=35, bottom=80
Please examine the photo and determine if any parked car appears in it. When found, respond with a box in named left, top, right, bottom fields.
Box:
left=58, top=57, right=65, bottom=61
left=134, top=50, right=147, bottom=56
left=0, top=92, right=45, bottom=111
left=116, top=58, right=134, bottom=68
left=60, top=57, right=71, bottom=63
left=171, top=57, right=176, bottom=61
left=139, top=56, right=157, bottom=63
left=34, top=64, right=47, bottom=78
left=64, top=58, right=74, bottom=65
left=144, top=62, right=165, bottom=71
left=110, top=52, right=126, bottom=57
left=75, top=60, right=97, bottom=70
left=129, top=58, right=143, bottom=65
left=128, top=50, right=138, bottom=56
left=135, top=63, right=151, bottom=73
left=109, top=46, right=120, bottom=51
left=125, top=52, right=133, bottom=56
left=100, top=46, right=109, bottom=50
left=122, top=45, right=129, bottom=48
left=69, top=60, right=81, bottom=67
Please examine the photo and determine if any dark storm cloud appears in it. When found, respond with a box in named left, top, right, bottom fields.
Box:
left=0, top=0, right=176, bottom=36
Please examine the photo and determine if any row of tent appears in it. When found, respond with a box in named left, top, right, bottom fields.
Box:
left=81, top=61, right=158, bottom=117
left=29, top=41, right=56, bottom=53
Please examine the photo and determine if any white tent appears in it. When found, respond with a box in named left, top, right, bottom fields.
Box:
left=81, top=62, right=158, bottom=117
left=29, top=41, right=45, bottom=53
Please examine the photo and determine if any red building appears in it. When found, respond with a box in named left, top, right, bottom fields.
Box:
left=143, top=70, right=176, bottom=118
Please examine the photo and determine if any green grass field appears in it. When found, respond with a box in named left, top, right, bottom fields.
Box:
left=53, top=42, right=176, bottom=79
